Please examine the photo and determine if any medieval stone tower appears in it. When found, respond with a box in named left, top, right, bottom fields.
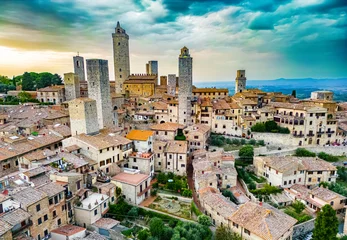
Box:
left=167, top=74, right=176, bottom=96
left=146, top=61, right=158, bottom=75
left=73, top=55, right=85, bottom=81
left=112, top=21, right=130, bottom=93
left=235, top=70, right=247, bottom=93
left=86, top=59, right=113, bottom=129
left=69, top=98, right=99, bottom=136
left=178, top=47, right=193, bottom=126
left=64, top=72, right=80, bottom=101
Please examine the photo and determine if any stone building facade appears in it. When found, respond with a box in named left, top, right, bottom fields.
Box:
left=37, top=85, right=65, bottom=104
left=235, top=70, right=246, bottom=93
left=73, top=55, right=86, bottom=81
left=167, top=74, right=177, bottom=96
left=86, top=59, right=113, bottom=129
left=112, top=22, right=130, bottom=93
left=178, top=47, right=193, bottom=126
left=64, top=72, right=80, bottom=101
left=69, top=98, right=99, bottom=136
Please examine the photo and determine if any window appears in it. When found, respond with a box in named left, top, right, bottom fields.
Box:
left=36, top=204, right=41, bottom=212
left=284, top=181, right=287, bottom=185
left=44, top=214, right=48, bottom=221
left=44, top=230, right=49, bottom=237
left=244, top=229, right=251, bottom=235
left=133, top=158, right=137, bottom=163
left=309, top=121, right=313, bottom=125
left=49, top=198, right=53, bottom=205
left=330, top=201, right=334, bottom=206
left=168, top=162, right=170, bottom=165
left=57, top=218, right=61, bottom=226
left=104, top=202, right=107, bottom=208
left=299, top=178, right=301, bottom=182
left=181, top=164, right=185, bottom=168
left=38, top=217, right=42, bottom=225
left=62, top=205, right=65, bottom=211
left=308, top=178, right=312, bottom=182
left=100, top=149, right=102, bottom=153
left=317, top=171, right=322, bottom=174
left=318, top=177, right=321, bottom=182
left=77, top=180, right=81, bottom=190
left=233, top=222, right=238, bottom=228
left=38, top=234, right=41, bottom=240
left=53, top=210, right=57, bottom=218
left=94, top=209, right=98, bottom=216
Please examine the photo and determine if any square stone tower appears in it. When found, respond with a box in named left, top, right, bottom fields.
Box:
left=178, top=47, right=193, bottom=126
left=73, top=55, right=85, bottom=81
left=69, top=98, right=99, bottom=136
left=112, top=21, right=130, bottom=94
left=86, top=59, right=113, bottom=129
left=64, top=72, right=80, bottom=101
left=147, top=61, right=158, bottom=75
left=167, top=74, right=176, bottom=96
left=235, top=70, right=247, bottom=93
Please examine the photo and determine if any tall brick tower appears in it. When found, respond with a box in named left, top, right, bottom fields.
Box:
left=112, top=21, right=130, bottom=94
left=178, top=47, right=193, bottom=126
left=86, top=59, right=113, bottom=129
left=64, top=72, right=80, bottom=101
left=73, top=54, right=85, bottom=81
left=235, top=70, right=247, bottom=93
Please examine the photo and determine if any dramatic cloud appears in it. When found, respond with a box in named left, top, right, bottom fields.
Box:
left=0, top=0, right=346, bottom=81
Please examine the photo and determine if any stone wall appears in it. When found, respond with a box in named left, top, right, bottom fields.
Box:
left=306, top=146, right=347, bottom=156
left=224, top=146, right=268, bottom=158
left=292, top=218, right=315, bottom=239
left=252, top=132, right=300, bottom=146
left=167, top=74, right=176, bottom=95
left=64, top=72, right=80, bottom=101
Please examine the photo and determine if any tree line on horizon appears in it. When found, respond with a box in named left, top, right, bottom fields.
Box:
left=0, top=72, right=62, bottom=93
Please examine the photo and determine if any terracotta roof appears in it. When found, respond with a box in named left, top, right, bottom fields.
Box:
left=193, top=88, right=228, bottom=93
left=51, top=225, right=86, bottom=236
left=150, top=122, right=184, bottom=131
left=37, top=182, right=65, bottom=197
left=213, top=99, right=231, bottom=110
left=12, top=187, right=47, bottom=208
left=74, top=134, right=113, bottom=150
left=201, top=192, right=238, bottom=218
left=229, top=102, right=241, bottom=109
left=229, top=202, right=297, bottom=240
left=152, top=102, right=167, bottom=110
left=0, top=219, right=12, bottom=236
left=126, top=130, right=154, bottom=141
left=1, top=208, right=31, bottom=226
left=310, top=187, right=346, bottom=202
left=93, top=218, right=120, bottom=229
left=166, top=140, right=187, bottom=154
left=37, top=85, right=64, bottom=92
left=64, top=144, right=81, bottom=152
left=186, top=124, right=211, bottom=134
left=112, top=172, right=149, bottom=186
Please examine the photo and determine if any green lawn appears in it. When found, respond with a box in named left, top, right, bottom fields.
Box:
left=284, top=206, right=313, bottom=224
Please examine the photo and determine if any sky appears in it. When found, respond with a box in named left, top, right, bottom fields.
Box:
left=0, top=0, right=346, bottom=82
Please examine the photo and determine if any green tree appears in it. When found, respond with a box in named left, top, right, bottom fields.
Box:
left=52, top=74, right=62, bottom=85
left=128, top=206, right=139, bottom=220
left=0, top=75, right=11, bottom=85
left=37, top=72, right=53, bottom=89
left=18, top=91, right=33, bottom=102
left=248, top=139, right=256, bottom=145
left=137, top=229, right=150, bottom=240
left=157, top=172, right=167, bottom=184
left=149, top=217, right=164, bottom=238
left=292, top=201, right=305, bottom=214
left=239, top=145, right=254, bottom=160
left=251, top=123, right=266, bottom=132
left=231, top=139, right=240, bottom=146
left=257, top=140, right=265, bottom=146
left=197, top=214, right=211, bottom=226
left=215, top=225, right=242, bottom=240
left=265, top=120, right=278, bottom=132
left=22, top=72, right=35, bottom=90
left=240, top=138, right=246, bottom=145
left=312, top=204, right=338, bottom=240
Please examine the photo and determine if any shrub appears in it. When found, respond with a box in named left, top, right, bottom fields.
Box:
left=198, top=214, right=211, bottom=226
left=232, top=139, right=240, bottom=145
left=157, top=173, right=168, bottom=184
left=248, top=181, right=256, bottom=190
left=137, top=229, right=150, bottom=240
left=128, top=206, right=139, bottom=220
left=265, top=120, right=278, bottom=132
left=318, top=152, right=339, bottom=162
left=295, top=148, right=316, bottom=157
left=182, top=189, right=192, bottom=198
left=191, top=202, right=202, bottom=216
left=239, top=145, right=254, bottom=160
left=152, top=182, right=159, bottom=188
left=257, top=140, right=265, bottom=146
left=226, top=138, right=232, bottom=145
left=240, top=139, right=246, bottom=145
left=151, top=189, right=157, bottom=196
left=251, top=123, right=266, bottom=132
left=248, top=139, right=256, bottom=145
left=292, top=201, right=305, bottom=214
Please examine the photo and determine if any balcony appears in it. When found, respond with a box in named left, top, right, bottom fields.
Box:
left=293, top=134, right=304, bottom=138
left=307, top=133, right=315, bottom=137
left=12, top=220, right=33, bottom=236
left=326, top=130, right=335, bottom=134
left=317, top=130, right=325, bottom=134
left=137, top=185, right=151, bottom=197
